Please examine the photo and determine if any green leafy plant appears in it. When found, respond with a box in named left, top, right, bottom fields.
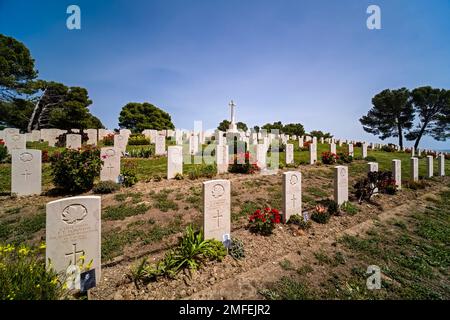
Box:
left=248, top=207, right=281, bottom=236
left=121, top=161, right=138, bottom=187
left=354, top=171, right=397, bottom=203
left=229, top=238, right=245, bottom=260
left=127, top=147, right=153, bottom=158
left=101, top=133, right=114, bottom=146
left=0, top=140, right=8, bottom=162
left=0, top=243, right=67, bottom=300
left=229, top=152, right=260, bottom=174
left=340, top=201, right=358, bottom=215
left=321, top=152, right=338, bottom=164
left=128, top=134, right=150, bottom=146
left=337, top=152, right=353, bottom=164
left=131, top=226, right=227, bottom=282
left=287, top=214, right=312, bottom=230
left=50, top=145, right=102, bottom=193
left=187, top=164, right=217, bottom=180
left=311, top=205, right=331, bottom=224
left=174, top=173, right=184, bottom=180
left=92, top=181, right=120, bottom=194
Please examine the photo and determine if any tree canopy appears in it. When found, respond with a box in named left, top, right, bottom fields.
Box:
left=217, top=119, right=231, bottom=131
left=236, top=121, right=248, bottom=132
left=360, top=88, right=414, bottom=149
left=118, top=102, right=174, bottom=133
left=0, top=34, right=38, bottom=101
left=309, top=130, right=332, bottom=139
left=406, top=86, right=450, bottom=149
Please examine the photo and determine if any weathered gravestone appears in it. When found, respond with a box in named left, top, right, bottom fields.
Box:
left=438, top=154, right=445, bottom=176
left=426, top=156, right=433, bottom=178
left=155, top=134, right=166, bottom=155
left=216, top=144, right=229, bottom=174
left=285, top=143, right=294, bottom=164
left=114, top=134, right=128, bottom=154
left=167, top=146, right=183, bottom=179
left=348, top=143, right=354, bottom=157
left=334, top=166, right=348, bottom=205
left=66, top=134, right=82, bottom=150
left=362, top=143, right=368, bottom=159
left=368, top=162, right=379, bottom=194
left=392, top=159, right=402, bottom=189
left=330, top=142, right=336, bottom=154
left=11, top=149, right=42, bottom=196
left=309, top=143, right=317, bottom=164
left=203, top=180, right=230, bottom=242
left=410, top=157, right=419, bottom=181
left=282, top=171, right=302, bottom=223
left=46, top=196, right=101, bottom=288
left=85, top=129, right=98, bottom=146
left=5, top=133, right=26, bottom=154
left=100, top=147, right=121, bottom=182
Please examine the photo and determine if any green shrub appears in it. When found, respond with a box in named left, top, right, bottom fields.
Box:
left=340, top=201, right=358, bottom=215
left=311, top=205, right=330, bottom=224
left=248, top=208, right=281, bottom=236
left=174, top=173, right=184, bottom=180
left=128, top=134, right=150, bottom=145
left=229, top=152, right=260, bottom=174
left=287, top=214, right=312, bottom=230
left=229, top=238, right=245, bottom=260
left=50, top=146, right=102, bottom=193
left=102, top=133, right=114, bottom=146
left=0, top=142, right=8, bottom=162
left=0, top=243, right=66, bottom=300
left=128, top=147, right=153, bottom=158
left=187, top=164, right=217, bottom=180
left=131, top=226, right=227, bottom=282
left=337, top=152, right=353, bottom=164
left=92, top=181, right=120, bottom=194
left=121, top=161, right=138, bottom=187
left=354, top=171, right=397, bottom=203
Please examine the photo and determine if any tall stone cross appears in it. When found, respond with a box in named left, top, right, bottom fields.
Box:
left=229, top=100, right=236, bottom=125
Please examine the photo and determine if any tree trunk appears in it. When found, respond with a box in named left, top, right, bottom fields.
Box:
left=414, top=121, right=429, bottom=150
left=27, top=88, right=47, bottom=132
left=397, top=121, right=403, bottom=150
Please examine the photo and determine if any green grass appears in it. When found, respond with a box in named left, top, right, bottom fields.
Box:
left=114, top=192, right=143, bottom=203
left=305, top=186, right=329, bottom=198
left=0, top=210, right=46, bottom=243
left=103, top=203, right=150, bottom=221
left=233, top=200, right=259, bottom=221
left=151, top=189, right=179, bottom=212
left=102, top=215, right=183, bottom=260
left=262, top=186, right=450, bottom=300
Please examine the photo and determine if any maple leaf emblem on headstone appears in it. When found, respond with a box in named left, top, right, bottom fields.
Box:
left=62, top=205, right=87, bottom=225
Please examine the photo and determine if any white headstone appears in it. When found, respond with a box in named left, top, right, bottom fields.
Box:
left=46, top=196, right=101, bottom=287
left=309, top=143, right=317, bottom=164
left=100, top=147, right=121, bottom=182
left=426, top=155, right=433, bottom=178
left=334, top=166, right=348, bottom=205
left=216, top=144, right=229, bottom=174
left=438, top=154, right=445, bottom=176
left=114, top=134, right=128, bottom=154
left=410, top=157, right=419, bottom=181
left=285, top=143, right=294, bottom=165
left=368, top=162, right=379, bottom=194
left=202, top=180, right=231, bottom=241
left=66, top=134, right=82, bottom=150
left=167, top=146, right=183, bottom=179
left=362, top=143, right=368, bottom=159
left=155, top=134, right=166, bottom=155
left=86, top=129, right=98, bottom=146
left=348, top=143, right=354, bottom=157
left=256, top=144, right=267, bottom=169
left=5, top=133, right=26, bottom=154
left=330, top=142, right=336, bottom=154
left=282, top=171, right=302, bottom=223
left=11, top=149, right=41, bottom=196
left=392, top=159, right=402, bottom=189
left=298, top=136, right=304, bottom=148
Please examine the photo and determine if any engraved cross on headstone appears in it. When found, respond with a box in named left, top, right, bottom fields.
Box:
left=107, top=163, right=114, bottom=174
left=65, top=243, right=85, bottom=266
left=213, top=210, right=223, bottom=228
left=291, top=194, right=297, bottom=208
left=21, top=169, right=32, bottom=181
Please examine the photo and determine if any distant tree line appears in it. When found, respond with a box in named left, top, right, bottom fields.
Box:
left=360, top=87, right=450, bottom=149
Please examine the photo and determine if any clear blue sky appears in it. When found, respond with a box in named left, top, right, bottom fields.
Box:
left=1, top=0, right=449, bottom=149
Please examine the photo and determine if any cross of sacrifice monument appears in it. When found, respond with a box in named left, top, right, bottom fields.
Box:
left=228, top=100, right=238, bottom=132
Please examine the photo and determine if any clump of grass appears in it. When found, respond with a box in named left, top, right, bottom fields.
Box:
left=103, top=203, right=149, bottom=221
left=151, top=189, right=179, bottom=212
